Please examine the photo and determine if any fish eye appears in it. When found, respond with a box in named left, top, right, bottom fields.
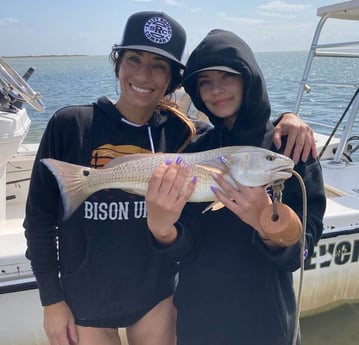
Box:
left=83, top=170, right=90, bottom=176
left=266, top=154, right=276, bottom=162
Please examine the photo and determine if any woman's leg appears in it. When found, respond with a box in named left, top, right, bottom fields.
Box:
left=126, top=296, right=176, bottom=345
left=76, top=326, right=122, bottom=345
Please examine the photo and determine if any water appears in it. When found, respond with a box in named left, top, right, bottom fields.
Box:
left=6, top=52, right=359, bottom=150
left=4, top=53, right=359, bottom=344
left=5, top=55, right=118, bottom=143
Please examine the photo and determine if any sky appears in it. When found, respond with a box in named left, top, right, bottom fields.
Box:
left=1, top=0, right=358, bottom=58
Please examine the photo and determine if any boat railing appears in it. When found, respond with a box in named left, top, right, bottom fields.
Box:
left=315, top=40, right=359, bottom=50
left=0, top=57, right=45, bottom=113
left=293, top=3, right=359, bottom=164
left=294, top=36, right=359, bottom=112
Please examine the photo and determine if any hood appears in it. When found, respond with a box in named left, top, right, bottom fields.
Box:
left=94, top=96, right=195, bottom=152
left=183, top=29, right=271, bottom=146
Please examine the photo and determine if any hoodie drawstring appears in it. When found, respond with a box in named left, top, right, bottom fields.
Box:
left=147, top=126, right=155, bottom=153
left=121, top=117, right=155, bottom=153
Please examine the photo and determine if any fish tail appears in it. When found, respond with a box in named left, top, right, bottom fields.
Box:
left=41, top=158, right=91, bottom=221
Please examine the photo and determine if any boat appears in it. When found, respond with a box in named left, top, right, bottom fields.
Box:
left=0, top=57, right=48, bottom=345
left=0, top=1, right=358, bottom=343
left=290, top=0, right=359, bottom=316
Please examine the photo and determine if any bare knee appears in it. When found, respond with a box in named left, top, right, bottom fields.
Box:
left=126, top=296, right=176, bottom=345
left=76, top=326, right=121, bottom=345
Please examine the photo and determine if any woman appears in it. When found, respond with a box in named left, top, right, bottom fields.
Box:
left=24, top=11, right=194, bottom=345
left=146, top=29, right=326, bottom=345
left=24, top=11, right=316, bottom=345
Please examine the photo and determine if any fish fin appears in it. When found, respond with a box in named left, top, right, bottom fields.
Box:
left=195, top=164, right=222, bottom=174
left=41, top=158, right=92, bottom=221
left=202, top=201, right=224, bottom=213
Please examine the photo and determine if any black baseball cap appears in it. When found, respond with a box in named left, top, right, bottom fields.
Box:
left=113, top=11, right=186, bottom=68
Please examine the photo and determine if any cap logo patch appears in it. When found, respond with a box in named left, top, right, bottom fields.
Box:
left=144, top=16, right=172, bottom=44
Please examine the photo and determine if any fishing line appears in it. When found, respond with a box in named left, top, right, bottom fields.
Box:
left=290, top=170, right=307, bottom=345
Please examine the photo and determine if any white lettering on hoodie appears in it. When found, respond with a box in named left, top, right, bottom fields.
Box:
left=84, top=200, right=147, bottom=220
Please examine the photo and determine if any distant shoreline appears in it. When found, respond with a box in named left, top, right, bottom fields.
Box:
left=3, top=51, right=309, bottom=59
left=3, top=54, right=89, bottom=58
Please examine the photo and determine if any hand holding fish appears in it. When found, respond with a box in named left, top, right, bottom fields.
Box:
left=210, top=172, right=272, bottom=235
left=146, top=158, right=197, bottom=245
left=210, top=173, right=302, bottom=248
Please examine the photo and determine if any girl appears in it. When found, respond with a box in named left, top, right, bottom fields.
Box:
left=146, top=29, right=326, bottom=345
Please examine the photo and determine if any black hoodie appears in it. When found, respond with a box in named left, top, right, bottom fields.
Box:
left=183, top=29, right=272, bottom=149
left=152, top=30, right=326, bottom=345
left=24, top=96, right=200, bottom=327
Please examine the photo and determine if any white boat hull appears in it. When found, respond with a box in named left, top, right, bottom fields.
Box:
left=295, top=232, right=359, bottom=316
left=0, top=289, right=47, bottom=345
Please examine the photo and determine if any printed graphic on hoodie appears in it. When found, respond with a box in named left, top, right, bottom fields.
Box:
left=84, top=144, right=152, bottom=221
left=90, top=144, right=151, bottom=168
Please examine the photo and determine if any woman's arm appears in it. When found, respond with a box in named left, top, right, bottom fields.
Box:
left=273, top=112, right=316, bottom=163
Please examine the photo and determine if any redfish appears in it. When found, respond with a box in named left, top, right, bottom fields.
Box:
left=41, top=146, right=294, bottom=220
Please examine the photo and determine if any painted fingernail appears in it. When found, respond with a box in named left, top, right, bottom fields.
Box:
left=176, top=156, right=183, bottom=164
left=210, top=186, right=217, bottom=193
left=192, top=176, right=197, bottom=184
left=220, top=156, right=226, bottom=164
left=165, top=159, right=172, bottom=166
left=303, top=248, right=309, bottom=259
